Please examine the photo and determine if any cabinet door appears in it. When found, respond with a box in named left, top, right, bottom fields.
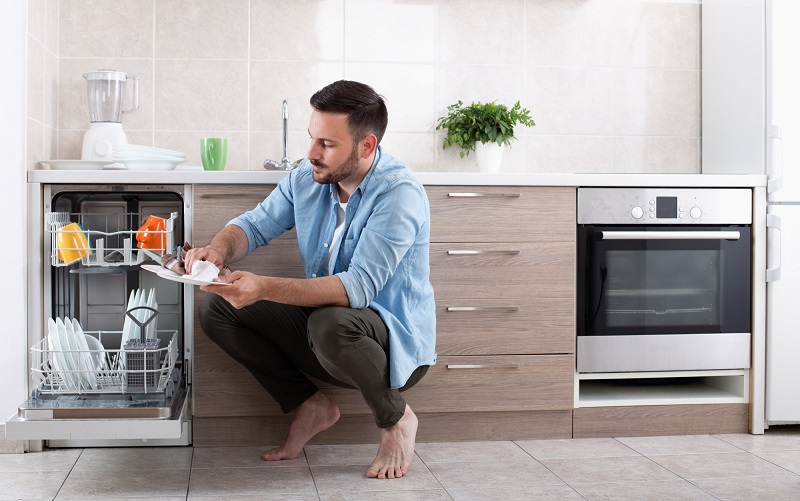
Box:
left=401, top=355, right=574, bottom=412
left=426, top=186, right=575, bottom=243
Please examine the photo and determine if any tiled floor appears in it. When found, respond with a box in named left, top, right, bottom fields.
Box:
left=2, top=429, right=800, bottom=500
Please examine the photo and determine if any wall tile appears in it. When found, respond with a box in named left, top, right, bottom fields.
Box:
left=526, top=135, right=616, bottom=173
left=344, top=0, right=436, bottom=62
left=250, top=61, right=344, bottom=131
left=613, top=136, right=699, bottom=173
left=156, top=0, right=249, bottom=59
left=59, top=0, right=154, bottom=58
left=438, top=0, right=525, bottom=65
left=344, top=63, right=436, bottom=133
left=44, top=49, right=59, bottom=128
left=251, top=0, right=344, bottom=61
left=27, top=37, right=45, bottom=124
left=154, top=60, right=248, bottom=131
left=27, top=0, right=46, bottom=45
left=380, top=133, right=437, bottom=173
left=27, top=119, right=44, bottom=169
left=44, top=0, right=58, bottom=55
left=253, top=130, right=311, bottom=171
left=437, top=64, right=526, bottom=114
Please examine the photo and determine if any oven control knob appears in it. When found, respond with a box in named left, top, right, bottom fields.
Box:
left=690, top=206, right=702, bottom=219
left=631, top=206, right=644, bottom=219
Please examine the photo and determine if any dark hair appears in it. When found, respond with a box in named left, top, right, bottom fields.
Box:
left=309, top=80, right=388, bottom=144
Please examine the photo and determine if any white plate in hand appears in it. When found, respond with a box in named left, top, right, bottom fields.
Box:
left=141, top=263, right=230, bottom=286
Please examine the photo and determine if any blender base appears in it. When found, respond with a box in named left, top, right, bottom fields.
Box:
left=81, top=122, right=128, bottom=162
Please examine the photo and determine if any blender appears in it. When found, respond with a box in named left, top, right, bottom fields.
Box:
left=81, top=70, right=139, bottom=162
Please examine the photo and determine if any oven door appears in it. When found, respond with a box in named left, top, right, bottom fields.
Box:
left=576, top=225, right=752, bottom=373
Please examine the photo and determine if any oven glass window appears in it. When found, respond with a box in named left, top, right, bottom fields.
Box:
left=604, top=249, right=719, bottom=329
left=578, top=226, right=751, bottom=336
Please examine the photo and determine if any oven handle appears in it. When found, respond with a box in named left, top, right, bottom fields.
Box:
left=598, top=230, right=741, bottom=241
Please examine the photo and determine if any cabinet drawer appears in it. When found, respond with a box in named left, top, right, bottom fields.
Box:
left=436, top=298, right=574, bottom=355
left=403, top=355, right=574, bottom=412
left=193, top=184, right=304, bottom=277
left=430, top=242, right=574, bottom=299
left=427, top=186, right=575, bottom=242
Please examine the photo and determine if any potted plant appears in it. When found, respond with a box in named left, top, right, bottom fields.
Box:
left=435, top=100, right=535, bottom=172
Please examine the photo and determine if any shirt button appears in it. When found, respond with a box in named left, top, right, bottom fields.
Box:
left=311, top=274, right=317, bottom=278
left=323, top=242, right=329, bottom=248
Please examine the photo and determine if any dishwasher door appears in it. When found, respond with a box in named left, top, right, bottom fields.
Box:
left=6, top=184, right=193, bottom=447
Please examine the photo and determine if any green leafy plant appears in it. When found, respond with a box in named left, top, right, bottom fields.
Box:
left=435, top=100, right=536, bottom=158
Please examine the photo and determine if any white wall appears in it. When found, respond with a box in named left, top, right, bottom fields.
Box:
left=1, top=1, right=29, bottom=422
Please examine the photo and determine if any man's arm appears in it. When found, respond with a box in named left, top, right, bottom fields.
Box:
left=204, top=272, right=350, bottom=309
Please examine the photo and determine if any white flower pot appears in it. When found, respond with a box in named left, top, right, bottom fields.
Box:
left=474, top=141, right=504, bottom=173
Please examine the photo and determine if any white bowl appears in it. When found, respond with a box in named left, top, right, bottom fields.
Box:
left=114, top=145, right=185, bottom=157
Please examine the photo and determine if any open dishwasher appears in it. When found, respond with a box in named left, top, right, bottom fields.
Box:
left=6, top=184, right=193, bottom=448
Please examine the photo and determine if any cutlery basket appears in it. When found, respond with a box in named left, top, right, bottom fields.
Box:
left=46, top=211, right=178, bottom=267
left=30, top=330, right=179, bottom=395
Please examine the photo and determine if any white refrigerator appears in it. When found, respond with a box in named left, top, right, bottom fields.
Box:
left=765, top=0, right=800, bottom=425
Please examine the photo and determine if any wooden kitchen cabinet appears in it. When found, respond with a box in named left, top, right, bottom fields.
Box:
left=191, top=184, right=576, bottom=446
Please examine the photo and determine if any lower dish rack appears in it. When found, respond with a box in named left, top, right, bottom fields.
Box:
left=30, top=330, right=179, bottom=395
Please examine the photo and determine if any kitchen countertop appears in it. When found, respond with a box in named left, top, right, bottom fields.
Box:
left=28, top=168, right=768, bottom=187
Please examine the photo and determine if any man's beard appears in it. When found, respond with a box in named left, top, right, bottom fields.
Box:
left=310, top=144, right=360, bottom=185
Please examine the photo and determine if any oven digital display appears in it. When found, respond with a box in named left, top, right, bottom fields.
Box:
left=656, top=196, right=678, bottom=218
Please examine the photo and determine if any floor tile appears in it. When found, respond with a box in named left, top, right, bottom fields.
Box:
left=446, top=484, right=584, bottom=501
left=715, top=429, right=800, bottom=453
left=320, top=490, right=453, bottom=501
left=540, top=456, right=680, bottom=484
left=415, top=441, right=531, bottom=463
left=751, top=449, right=800, bottom=475
left=571, top=479, right=717, bottom=500
left=427, top=459, right=564, bottom=490
left=311, top=464, right=442, bottom=494
left=0, top=448, right=82, bottom=471
left=615, top=434, right=742, bottom=456
left=72, top=446, right=193, bottom=471
left=56, top=467, right=190, bottom=499
left=0, top=471, right=69, bottom=499
left=648, top=452, right=793, bottom=480
left=192, top=445, right=309, bottom=469
left=515, top=437, right=640, bottom=460
left=692, top=474, right=800, bottom=500
left=304, top=443, right=386, bottom=466
left=188, top=465, right=317, bottom=497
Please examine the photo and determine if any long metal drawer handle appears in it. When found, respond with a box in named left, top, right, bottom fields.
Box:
left=446, top=364, right=520, bottom=369
left=447, top=250, right=520, bottom=255
left=446, top=306, right=520, bottom=312
left=447, top=192, right=521, bottom=198
left=598, top=231, right=741, bottom=241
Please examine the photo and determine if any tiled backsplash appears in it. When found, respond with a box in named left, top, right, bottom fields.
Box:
left=26, top=0, right=700, bottom=173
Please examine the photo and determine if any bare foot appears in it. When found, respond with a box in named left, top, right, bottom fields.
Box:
left=260, top=391, right=340, bottom=461
left=366, top=405, right=418, bottom=479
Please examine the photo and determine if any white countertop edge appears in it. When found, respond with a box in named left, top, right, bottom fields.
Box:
left=27, top=169, right=768, bottom=188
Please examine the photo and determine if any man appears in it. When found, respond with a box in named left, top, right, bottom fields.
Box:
left=185, top=80, right=436, bottom=479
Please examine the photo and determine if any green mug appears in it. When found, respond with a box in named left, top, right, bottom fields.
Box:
left=200, top=138, right=228, bottom=170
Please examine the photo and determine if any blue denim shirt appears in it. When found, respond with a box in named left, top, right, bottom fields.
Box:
left=228, top=146, right=437, bottom=388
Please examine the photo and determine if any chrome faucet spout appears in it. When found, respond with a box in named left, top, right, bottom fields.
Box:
left=264, top=100, right=300, bottom=170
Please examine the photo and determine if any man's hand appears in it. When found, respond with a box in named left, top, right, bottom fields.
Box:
left=200, top=270, right=264, bottom=309
left=184, top=246, right=225, bottom=275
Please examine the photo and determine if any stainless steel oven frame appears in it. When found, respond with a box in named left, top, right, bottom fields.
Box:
left=576, top=188, right=753, bottom=374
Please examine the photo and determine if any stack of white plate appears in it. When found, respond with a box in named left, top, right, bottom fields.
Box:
left=113, top=144, right=187, bottom=171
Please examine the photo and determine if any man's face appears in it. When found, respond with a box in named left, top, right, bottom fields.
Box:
left=307, top=110, right=361, bottom=185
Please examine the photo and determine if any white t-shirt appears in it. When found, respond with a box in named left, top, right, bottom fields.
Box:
left=327, top=200, right=347, bottom=275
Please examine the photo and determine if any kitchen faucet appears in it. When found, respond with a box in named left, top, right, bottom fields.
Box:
left=263, top=100, right=300, bottom=170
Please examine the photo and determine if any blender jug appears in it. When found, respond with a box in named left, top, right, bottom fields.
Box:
left=81, top=70, right=139, bottom=162
left=84, top=70, right=139, bottom=123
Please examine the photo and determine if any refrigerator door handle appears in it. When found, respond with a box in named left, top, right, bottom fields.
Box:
left=767, top=124, right=783, bottom=194
left=766, top=213, right=782, bottom=282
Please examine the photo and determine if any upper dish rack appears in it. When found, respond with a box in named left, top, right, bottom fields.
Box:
left=46, top=211, right=178, bottom=267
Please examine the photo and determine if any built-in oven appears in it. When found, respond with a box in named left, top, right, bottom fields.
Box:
left=5, top=184, right=193, bottom=448
left=576, top=188, right=753, bottom=373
